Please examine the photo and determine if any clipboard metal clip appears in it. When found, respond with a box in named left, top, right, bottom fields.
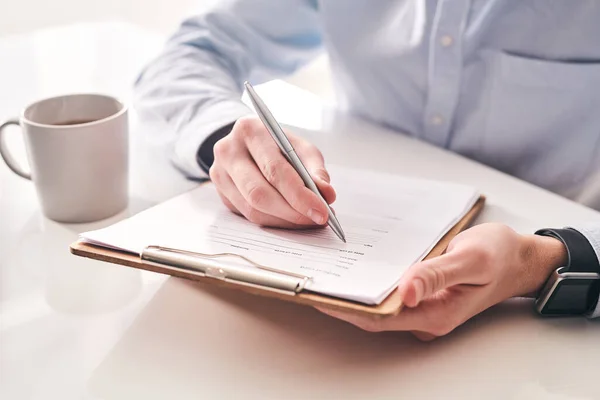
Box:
left=141, top=246, right=312, bottom=295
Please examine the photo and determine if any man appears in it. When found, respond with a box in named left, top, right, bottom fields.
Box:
left=135, top=0, right=600, bottom=339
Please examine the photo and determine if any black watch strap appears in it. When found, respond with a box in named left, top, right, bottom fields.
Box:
left=535, top=228, right=600, bottom=274
left=535, top=228, right=600, bottom=315
left=196, top=121, right=236, bottom=175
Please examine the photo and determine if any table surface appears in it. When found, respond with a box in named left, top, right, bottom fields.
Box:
left=1, top=21, right=599, bottom=400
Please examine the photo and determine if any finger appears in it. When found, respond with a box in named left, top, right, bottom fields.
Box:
left=211, top=166, right=311, bottom=228
left=316, top=305, right=429, bottom=333
left=318, top=290, right=473, bottom=337
left=217, top=190, right=238, bottom=214
left=398, top=252, right=474, bottom=307
left=316, top=307, right=386, bottom=332
left=245, top=132, right=331, bottom=225
left=293, top=141, right=336, bottom=205
left=411, top=331, right=437, bottom=342
left=224, top=150, right=314, bottom=225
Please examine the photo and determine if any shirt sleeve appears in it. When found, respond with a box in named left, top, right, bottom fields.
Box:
left=570, top=224, right=600, bottom=318
left=134, top=0, right=323, bottom=178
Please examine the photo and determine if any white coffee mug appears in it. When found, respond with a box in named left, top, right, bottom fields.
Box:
left=0, top=93, right=129, bottom=223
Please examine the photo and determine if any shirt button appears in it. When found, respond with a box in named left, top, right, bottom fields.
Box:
left=431, top=115, right=444, bottom=125
left=440, top=35, right=453, bottom=47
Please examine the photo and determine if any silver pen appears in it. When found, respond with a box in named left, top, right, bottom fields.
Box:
left=244, top=81, right=346, bottom=243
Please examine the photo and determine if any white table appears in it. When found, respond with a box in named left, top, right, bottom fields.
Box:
left=1, top=22, right=599, bottom=400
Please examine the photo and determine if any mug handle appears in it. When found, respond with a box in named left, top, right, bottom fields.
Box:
left=0, top=118, right=32, bottom=180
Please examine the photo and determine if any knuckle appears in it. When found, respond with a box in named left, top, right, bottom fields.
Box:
left=471, top=245, right=492, bottom=266
left=292, top=212, right=310, bottom=225
left=262, top=158, right=286, bottom=185
left=286, top=188, right=308, bottom=211
left=494, top=223, right=515, bottom=236
left=428, top=266, right=446, bottom=293
left=209, top=166, right=221, bottom=183
left=246, top=184, right=269, bottom=209
left=233, top=117, right=258, bottom=140
left=213, top=138, right=230, bottom=159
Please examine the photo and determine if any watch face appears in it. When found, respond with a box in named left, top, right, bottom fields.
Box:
left=541, top=279, right=600, bottom=315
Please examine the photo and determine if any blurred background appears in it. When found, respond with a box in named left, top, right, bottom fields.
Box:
left=0, top=0, right=333, bottom=99
left=0, top=0, right=203, bottom=36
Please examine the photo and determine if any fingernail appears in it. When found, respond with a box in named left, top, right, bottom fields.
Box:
left=412, top=280, right=424, bottom=305
left=313, top=169, right=330, bottom=183
left=308, top=209, right=325, bottom=224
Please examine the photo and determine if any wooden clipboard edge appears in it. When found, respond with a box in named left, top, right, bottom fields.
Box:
left=70, top=195, right=485, bottom=318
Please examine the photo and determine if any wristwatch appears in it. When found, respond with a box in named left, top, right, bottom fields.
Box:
left=535, top=228, right=600, bottom=316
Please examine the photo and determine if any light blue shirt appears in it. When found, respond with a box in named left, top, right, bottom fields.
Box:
left=134, top=0, right=600, bottom=317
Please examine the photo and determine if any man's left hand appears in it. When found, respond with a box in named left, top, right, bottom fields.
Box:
left=317, top=223, right=567, bottom=341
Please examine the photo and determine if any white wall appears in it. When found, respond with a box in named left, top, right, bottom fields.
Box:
left=0, top=0, right=209, bottom=37
left=0, top=0, right=331, bottom=98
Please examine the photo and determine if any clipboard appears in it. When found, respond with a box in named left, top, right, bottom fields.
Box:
left=70, top=195, right=485, bottom=317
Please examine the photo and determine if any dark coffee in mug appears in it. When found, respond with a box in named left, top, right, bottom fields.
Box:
left=54, top=119, right=97, bottom=126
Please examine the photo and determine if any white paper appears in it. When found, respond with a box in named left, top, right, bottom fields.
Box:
left=81, top=166, right=478, bottom=304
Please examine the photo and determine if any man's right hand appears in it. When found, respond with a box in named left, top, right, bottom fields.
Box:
left=209, top=116, right=336, bottom=228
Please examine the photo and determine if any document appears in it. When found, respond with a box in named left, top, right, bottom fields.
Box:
left=81, top=166, right=479, bottom=304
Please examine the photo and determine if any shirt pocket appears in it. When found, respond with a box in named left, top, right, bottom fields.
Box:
left=481, top=50, right=600, bottom=198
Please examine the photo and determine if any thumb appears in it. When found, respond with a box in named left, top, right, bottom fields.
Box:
left=398, top=253, right=466, bottom=308
left=297, top=144, right=336, bottom=204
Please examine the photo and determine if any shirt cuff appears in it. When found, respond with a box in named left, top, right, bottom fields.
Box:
left=196, top=121, right=236, bottom=175
left=568, top=224, right=600, bottom=318
left=172, top=100, right=252, bottom=178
